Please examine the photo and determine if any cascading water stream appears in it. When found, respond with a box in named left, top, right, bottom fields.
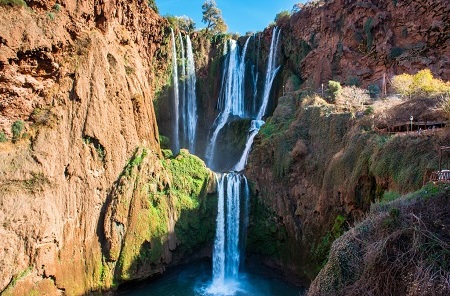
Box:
left=178, top=31, right=187, bottom=147
left=209, top=173, right=248, bottom=294
left=257, top=27, right=281, bottom=121
left=186, top=36, right=198, bottom=153
left=208, top=29, right=281, bottom=294
left=232, top=28, right=281, bottom=172
left=205, top=38, right=250, bottom=168
left=170, top=29, right=180, bottom=154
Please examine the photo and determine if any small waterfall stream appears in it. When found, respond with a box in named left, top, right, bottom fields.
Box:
left=186, top=36, right=198, bottom=153
left=170, top=29, right=180, bottom=154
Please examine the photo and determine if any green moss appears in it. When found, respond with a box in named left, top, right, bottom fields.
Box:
left=11, top=120, right=24, bottom=142
left=0, top=131, right=7, bottom=142
left=247, top=198, right=287, bottom=256
left=0, top=0, right=27, bottom=7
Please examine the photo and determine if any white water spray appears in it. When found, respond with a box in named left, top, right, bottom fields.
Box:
left=257, top=27, right=281, bottom=121
left=170, top=29, right=180, bottom=154
left=205, top=38, right=250, bottom=168
left=186, top=36, right=198, bottom=153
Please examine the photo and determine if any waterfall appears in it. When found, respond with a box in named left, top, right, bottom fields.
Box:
left=257, top=27, right=281, bottom=121
left=205, top=38, right=250, bottom=168
left=232, top=28, right=281, bottom=172
left=186, top=36, right=198, bottom=153
left=207, top=29, right=281, bottom=294
left=231, top=120, right=264, bottom=172
left=178, top=31, right=187, bottom=147
left=210, top=173, right=247, bottom=293
left=170, top=29, right=180, bottom=154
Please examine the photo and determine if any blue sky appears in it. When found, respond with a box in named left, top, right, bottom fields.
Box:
left=155, top=0, right=304, bottom=34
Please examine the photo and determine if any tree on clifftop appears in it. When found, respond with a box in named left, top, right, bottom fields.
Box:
left=202, top=0, right=227, bottom=34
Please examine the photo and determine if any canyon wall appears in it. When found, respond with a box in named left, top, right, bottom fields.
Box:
left=278, top=0, right=450, bottom=90
left=0, top=1, right=215, bottom=295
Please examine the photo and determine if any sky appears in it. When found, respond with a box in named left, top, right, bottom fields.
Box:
left=155, top=0, right=304, bottom=34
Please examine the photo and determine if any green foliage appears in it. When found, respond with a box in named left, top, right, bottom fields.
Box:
left=0, top=0, right=27, bottom=7
left=368, top=83, right=380, bottom=98
left=247, top=198, right=287, bottom=256
left=11, top=120, right=24, bottom=142
left=346, top=76, right=360, bottom=87
left=328, top=80, right=342, bottom=102
left=53, top=3, right=61, bottom=12
left=83, top=136, right=106, bottom=161
left=147, top=0, right=159, bottom=13
left=47, top=12, right=55, bottom=20
left=364, top=106, right=374, bottom=115
left=166, top=15, right=196, bottom=34
left=275, top=10, right=291, bottom=25
left=0, top=131, right=7, bottom=142
left=159, top=135, right=170, bottom=149
left=202, top=0, right=227, bottom=35
left=392, top=69, right=450, bottom=99
left=124, top=65, right=135, bottom=75
left=364, top=18, right=374, bottom=52
left=389, top=47, right=404, bottom=60
left=381, top=190, right=401, bottom=203
left=312, top=215, right=348, bottom=270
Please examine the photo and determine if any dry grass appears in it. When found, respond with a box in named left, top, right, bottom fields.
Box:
left=308, top=184, right=450, bottom=296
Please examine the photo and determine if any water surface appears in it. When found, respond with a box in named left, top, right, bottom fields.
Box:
left=116, top=260, right=304, bottom=296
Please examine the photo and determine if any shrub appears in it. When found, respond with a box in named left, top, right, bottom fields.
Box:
left=0, top=0, right=27, bottom=7
left=392, top=69, right=450, bottom=99
left=441, top=96, right=450, bottom=120
left=159, top=135, right=170, bottom=149
left=368, top=84, right=380, bottom=98
left=147, top=0, right=159, bottom=13
left=275, top=10, right=291, bottom=24
left=328, top=80, right=342, bottom=102
left=53, top=3, right=61, bottom=12
left=346, top=76, right=360, bottom=87
left=0, top=131, right=7, bottom=142
left=11, top=120, right=24, bottom=142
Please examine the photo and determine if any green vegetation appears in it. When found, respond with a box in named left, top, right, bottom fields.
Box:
left=202, top=0, right=227, bottom=35
left=166, top=15, right=196, bottom=34
left=0, top=131, right=7, bottom=142
left=275, top=10, right=291, bottom=25
left=53, top=3, right=61, bottom=12
left=368, top=83, right=380, bottom=98
left=0, top=0, right=27, bottom=7
left=147, top=0, right=158, bottom=13
left=159, top=135, right=170, bottom=149
left=328, top=80, right=342, bottom=102
left=311, top=214, right=348, bottom=271
left=364, top=18, right=374, bottom=52
left=11, top=120, right=24, bottom=142
left=392, top=69, right=450, bottom=99
left=247, top=197, right=288, bottom=256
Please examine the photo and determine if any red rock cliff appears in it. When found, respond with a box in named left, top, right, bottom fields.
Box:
left=0, top=1, right=172, bottom=294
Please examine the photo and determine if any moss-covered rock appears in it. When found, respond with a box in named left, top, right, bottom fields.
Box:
left=102, top=147, right=216, bottom=286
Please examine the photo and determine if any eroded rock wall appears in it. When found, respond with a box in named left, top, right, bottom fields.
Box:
left=0, top=1, right=211, bottom=295
left=278, top=0, right=450, bottom=89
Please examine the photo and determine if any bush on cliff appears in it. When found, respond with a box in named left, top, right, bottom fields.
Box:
left=328, top=80, right=342, bottom=102
left=0, top=0, right=27, bottom=7
left=392, top=69, right=450, bottom=99
left=308, top=183, right=450, bottom=296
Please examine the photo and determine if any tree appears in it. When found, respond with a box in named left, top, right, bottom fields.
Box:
left=178, top=16, right=196, bottom=34
left=202, top=0, right=227, bottom=34
left=392, top=69, right=450, bottom=99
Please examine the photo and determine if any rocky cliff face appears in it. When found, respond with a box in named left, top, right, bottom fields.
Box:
left=0, top=1, right=216, bottom=295
left=245, top=94, right=449, bottom=281
left=278, top=0, right=450, bottom=90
